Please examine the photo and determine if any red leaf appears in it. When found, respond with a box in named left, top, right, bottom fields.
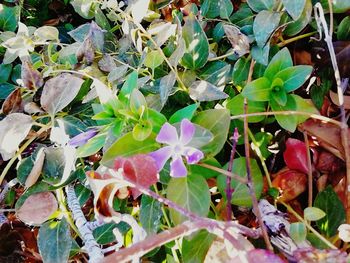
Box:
left=272, top=168, right=307, bottom=202
left=114, top=154, right=158, bottom=199
left=283, top=138, right=309, bottom=174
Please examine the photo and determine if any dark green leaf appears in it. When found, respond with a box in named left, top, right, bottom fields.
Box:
left=230, top=4, right=254, bottom=27
left=253, top=11, right=281, bottom=47
left=0, top=83, right=16, bottom=99
left=0, top=5, right=19, bottom=31
left=282, top=0, right=306, bottom=20
left=182, top=230, right=215, bottom=263
left=232, top=57, right=250, bottom=87
left=314, top=186, right=346, bottom=237
left=285, top=0, right=312, bottom=36
left=181, top=14, right=209, bottom=70
left=0, top=64, right=12, bottom=84
left=337, top=16, right=350, bottom=40
left=219, top=0, right=233, bottom=19
left=247, top=0, right=275, bottom=12
left=93, top=222, right=129, bottom=244
left=192, top=109, right=230, bottom=156
left=241, top=77, right=272, bottom=101
left=42, top=148, right=66, bottom=185
left=38, top=218, right=72, bottom=263
left=140, top=195, right=162, bottom=235
left=270, top=94, right=297, bottom=132
left=251, top=44, right=270, bottom=65
left=167, top=172, right=210, bottom=225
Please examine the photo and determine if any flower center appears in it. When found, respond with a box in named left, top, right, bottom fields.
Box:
left=173, top=144, right=183, bottom=154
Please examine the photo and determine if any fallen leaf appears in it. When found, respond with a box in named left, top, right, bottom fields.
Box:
left=1, top=88, right=22, bottom=114
left=283, top=138, right=309, bottom=174
left=272, top=168, right=307, bottom=202
left=40, top=73, right=84, bottom=115
left=16, top=192, right=58, bottom=225
left=0, top=113, right=33, bottom=161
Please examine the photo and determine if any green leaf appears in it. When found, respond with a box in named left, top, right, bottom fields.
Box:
left=132, top=121, right=152, bottom=141
left=282, top=0, right=306, bottom=20
left=169, top=103, right=199, bottom=124
left=192, top=109, right=230, bottom=156
left=101, top=132, right=158, bottom=167
left=42, top=148, right=66, bottom=185
left=270, top=94, right=298, bottom=132
left=159, top=72, right=176, bottom=106
left=251, top=44, right=270, bottom=65
left=226, top=94, right=266, bottom=123
left=241, top=77, right=272, bottom=101
left=292, top=94, right=318, bottom=124
left=217, top=157, right=263, bottom=207
left=304, top=207, right=326, bottom=221
left=167, top=172, right=210, bottom=225
left=93, top=222, right=129, bottom=244
left=232, top=57, right=250, bottom=87
left=285, top=0, right=312, bottom=36
left=76, top=133, right=106, bottom=158
left=144, top=50, right=164, bottom=70
left=247, top=0, right=275, bottom=12
left=219, top=0, right=233, bottom=19
left=290, top=222, right=307, bottom=244
left=271, top=87, right=287, bottom=106
left=230, top=4, right=254, bottom=27
left=314, top=186, right=346, bottom=237
left=0, top=83, right=16, bottom=99
left=140, top=195, right=162, bottom=235
left=201, top=0, right=220, bottom=18
left=181, top=14, right=209, bottom=70
left=0, top=64, right=12, bottom=84
left=275, top=65, right=313, bottom=92
left=319, top=0, right=350, bottom=13
left=253, top=10, right=281, bottom=47
left=38, top=218, right=72, bottom=263
left=182, top=230, right=215, bottom=263
left=75, top=184, right=91, bottom=206
left=198, top=61, right=231, bottom=88
left=189, top=158, right=222, bottom=179
left=264, top=48, right=293, bottom=80
left=337, top=16, right=350, bottom=40
left=94, top=7, right=111, bottom=30
left=148, top=108, right=167, bottom=133
left=119, top=71, right=138, bottom=103
left=0, top=4, right=19, bottom=31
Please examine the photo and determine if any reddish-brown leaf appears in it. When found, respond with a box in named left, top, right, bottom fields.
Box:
left=114, top=154, right=159, bottom=199
left=272, top=168, right=307, bottom=202
left=1, top=88, right=22, bottom=115
left=283, top=138, right=309, bottom=174
left=16, top=192, right=58, bottom=225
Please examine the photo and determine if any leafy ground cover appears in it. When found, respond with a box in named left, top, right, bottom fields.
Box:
left=1, top=0, right=350, bottom=262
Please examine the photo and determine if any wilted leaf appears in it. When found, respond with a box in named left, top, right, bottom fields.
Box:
left=223, top=25, right=250, bottom=57
left=98, top=54, right=116, bottom=73
left=1, top=87, right=22, bottom=114
left=283, top=138, right=309, bottom=174
left=16, top=191, right=58, bottom=225
left=41, top=73, right=84, bottom=115
left=114, top=154, right=158, bottom=199
left=0, top=113, right=32, bottom=161
left=189, top=80, right=228, bottom=102
left=272, top=168, right=307, bottom=202
left=21, top=61, right=44, bottom=90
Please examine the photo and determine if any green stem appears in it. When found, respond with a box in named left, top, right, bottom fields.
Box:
left=278, top=32, right=317, bottom=47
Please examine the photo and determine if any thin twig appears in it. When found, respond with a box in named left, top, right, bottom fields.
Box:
left=226, top=128, right=239, bottom=221
left=243, top=59, right=273, bottom=251
left=303, top=131, right=313, bottom=207
left=65, top=185, right=104, bottom=263
left=197, top=163, right=247, bottom=184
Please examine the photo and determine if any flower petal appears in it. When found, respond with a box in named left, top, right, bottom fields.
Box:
left=179, top=119, right=195, bottom=145
left=170, top=155, right=187, bottom=177
left=68, top=129, right=98, bottom=147
left=149, top=146, right=173, bottom=171
left=184, top=147, right=204, bottom=164
left=156, top=122, right=178, bottom=145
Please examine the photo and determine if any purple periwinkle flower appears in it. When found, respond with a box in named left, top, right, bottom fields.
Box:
left=150, top=119, right=204, bottom=177
left=68, top=129, right=98, bottom=147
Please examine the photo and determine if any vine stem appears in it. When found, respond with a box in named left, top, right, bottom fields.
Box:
left=225, top=128, right=239, bottom=220
left=197, top=163, right=247, bottom=184
left=243, top=59, right=273, bottom=251
left=303, top=131, right=313, bottom=207
left=65, top=185, right=104, bottom=263
left=314, top=3, right=350, bottom=223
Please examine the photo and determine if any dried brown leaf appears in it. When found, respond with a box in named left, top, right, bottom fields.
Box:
left=1, top=88, right=22, bottom=115
left=21, top=61, right=44, bottom=90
